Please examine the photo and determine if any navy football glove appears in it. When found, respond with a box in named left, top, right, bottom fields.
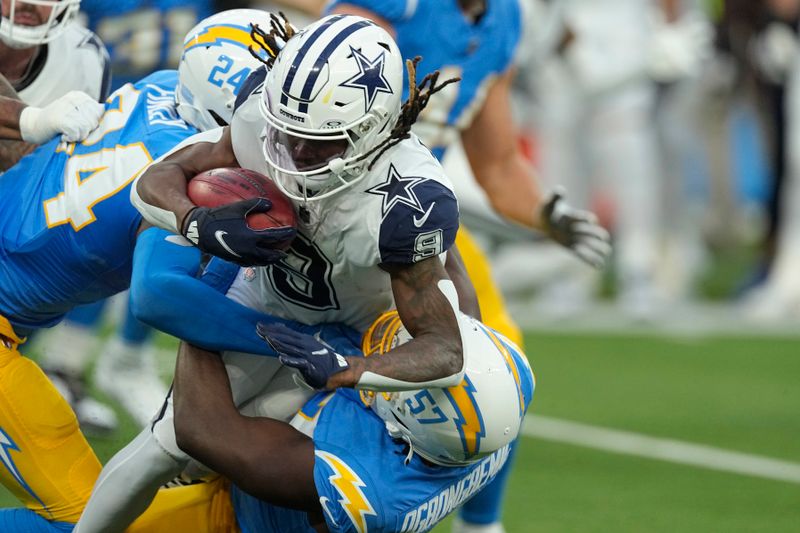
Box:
left=182, top=198, right=295, bottom=266
left=541, top=190, right=612, bottom=269
left=256, top=322, right=350, bottom=389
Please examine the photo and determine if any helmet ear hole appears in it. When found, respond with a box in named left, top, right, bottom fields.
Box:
left=208, top=110, right=228, bottom=127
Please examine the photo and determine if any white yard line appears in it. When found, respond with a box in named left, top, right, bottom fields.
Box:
left=522, top=415, right=800, bottom=484
left=509, top=302, right=800, bottom=338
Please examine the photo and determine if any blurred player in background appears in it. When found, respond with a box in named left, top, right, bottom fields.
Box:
left=735, top=0, right=800, bottom=320
left=0, top=0, right=108, bottom=169
left=514, top=0, right=712, bottom=318
left=0, top=10, right=268, bottom=530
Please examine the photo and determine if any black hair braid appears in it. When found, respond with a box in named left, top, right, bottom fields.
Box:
left=248, top=11, right=295, bottom=68
left=363, top=56, right=460, bottom=170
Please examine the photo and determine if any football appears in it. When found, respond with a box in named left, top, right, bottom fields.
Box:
left=187, top=168, right=297, bottom=249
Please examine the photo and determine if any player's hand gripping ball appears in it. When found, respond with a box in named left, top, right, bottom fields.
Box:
left=184, top=168, right=297, bottom=266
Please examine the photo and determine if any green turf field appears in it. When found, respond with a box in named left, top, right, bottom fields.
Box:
left=2, top=331, right=799, bottom=532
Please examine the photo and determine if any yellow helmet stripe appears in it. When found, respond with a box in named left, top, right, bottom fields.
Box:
left=482, top=325, right=525, bottom=417
left=184, top=24, right=258, bottom=53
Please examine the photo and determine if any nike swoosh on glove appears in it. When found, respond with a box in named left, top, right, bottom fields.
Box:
left=182, top=198, right=296, bottom=266
left=541, top=189, right=612, bottom=269
left=257, top=322, right=350, bottom=389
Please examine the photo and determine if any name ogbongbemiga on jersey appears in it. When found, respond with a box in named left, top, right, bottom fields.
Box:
left=400, top=445, right=512, bottom=533
left=146, top=84, right=187, bottom=128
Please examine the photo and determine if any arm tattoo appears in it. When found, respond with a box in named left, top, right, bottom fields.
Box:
left=354, top=258, right=463, bottom=383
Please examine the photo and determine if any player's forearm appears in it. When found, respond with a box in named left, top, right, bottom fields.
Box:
left=173, top=342, right=242, bottom=458
left=332, top=263, right=464, bottom=391
left=477, top=154, right=546, bottom=230
left=133, top=162, right=197, bottom=234
left=132, top=127, right=236, bottom=233
left=0, top=78, right=35, bottom=168
left=0, top=96, right=25, bottom=140
left=131, top=227, right=290, bottom=356
left=339, top=329, right=463, bottom=390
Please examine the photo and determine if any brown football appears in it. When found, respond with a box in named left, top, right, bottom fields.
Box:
left=187, top=167, right=296, bottom=249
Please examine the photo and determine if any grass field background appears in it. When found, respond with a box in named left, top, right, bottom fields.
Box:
left=2, top=331, right=799, bottom=531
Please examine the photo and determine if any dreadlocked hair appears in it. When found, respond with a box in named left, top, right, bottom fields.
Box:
left=362, top=56, right=460, bottom=170
left=248, top=11, right=296, bottom=68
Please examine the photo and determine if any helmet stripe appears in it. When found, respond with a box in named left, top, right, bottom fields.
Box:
left=183, top=23, right=256, bottom=53
left=281, top=14, right=346, bottom=107
left=444, top=376, right=486, bottom=459
left=478, top=324, right=527, bottom=418
left=295, top=20, right=374, bottom=113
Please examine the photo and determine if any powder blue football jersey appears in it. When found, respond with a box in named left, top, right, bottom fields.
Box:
left=326, top=0, right=522, bottom=160
left=0, top=70, right=198, bottom=335
left=232, top=349, right=533, bottom=533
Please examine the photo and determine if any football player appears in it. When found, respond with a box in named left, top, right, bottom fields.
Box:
left=45, top=2, right=216, bottom=430
left=0, top=10, right=274, bottom=530
left=326, top=0, right=611, bottom=344
left=0, top=0, right=109, bottom=169
left=321, top=2, right=596, bottom=530
left=1, top=0, right=114, bottom=432
left=176, top=308, right=535, bottom=533
left=74, top=14, right=484, bottom=533
left=2, top=307, right=534, bottom=533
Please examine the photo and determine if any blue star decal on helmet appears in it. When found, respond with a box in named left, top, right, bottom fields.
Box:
left=340, top=46, right=394, bottom=113
left=366, top=164, right=427, bottom=217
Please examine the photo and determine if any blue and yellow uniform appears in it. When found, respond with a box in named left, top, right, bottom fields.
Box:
left=233, top=334, right=534, bottom=533
left=327, top=0, right=524, bottom=348
left=0, top=70, right=198, bottom=524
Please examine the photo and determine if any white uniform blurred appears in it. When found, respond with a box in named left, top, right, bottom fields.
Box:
left=12, top=24, right=109, bottom=106
left=743, top=25, right=800, bottom=320
left=483, top=0, right=712, bottom=317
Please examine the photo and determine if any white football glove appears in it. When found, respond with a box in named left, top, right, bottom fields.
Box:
left=540, top=189, right=611, bottom=269
left=648, top=12, right=713, bottom=82
left=19, top=91, right=104, bottom=144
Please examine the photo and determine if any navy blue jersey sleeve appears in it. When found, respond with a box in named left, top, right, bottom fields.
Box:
left=233, top=66, right=267, bottom=113
left=326, top=0, right=417, bottom=22
left=373, top=176, right=459, bottom=264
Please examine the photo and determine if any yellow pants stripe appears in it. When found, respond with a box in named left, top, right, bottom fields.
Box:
left=456, top=229, right=523, bottom=347
left=0, top=314, right=101, bottom=523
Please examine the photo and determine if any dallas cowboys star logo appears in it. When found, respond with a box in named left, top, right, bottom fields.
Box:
left=366, top=164, right=427, bottom=217
left=339, top=46, right=393, bottom=113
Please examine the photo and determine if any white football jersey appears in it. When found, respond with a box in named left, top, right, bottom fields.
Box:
left=16, top=24, right=110, bottom=107
left=228, top=92, right=460, bottom=331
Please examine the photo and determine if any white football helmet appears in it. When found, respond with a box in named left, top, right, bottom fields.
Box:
left=0, top=0, right=80, bottom=48
left=362, top=311, right=535, bottom=466
left=176, top=9, right=275, bottom=132
left=259, top=14, right=404, bottom=202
